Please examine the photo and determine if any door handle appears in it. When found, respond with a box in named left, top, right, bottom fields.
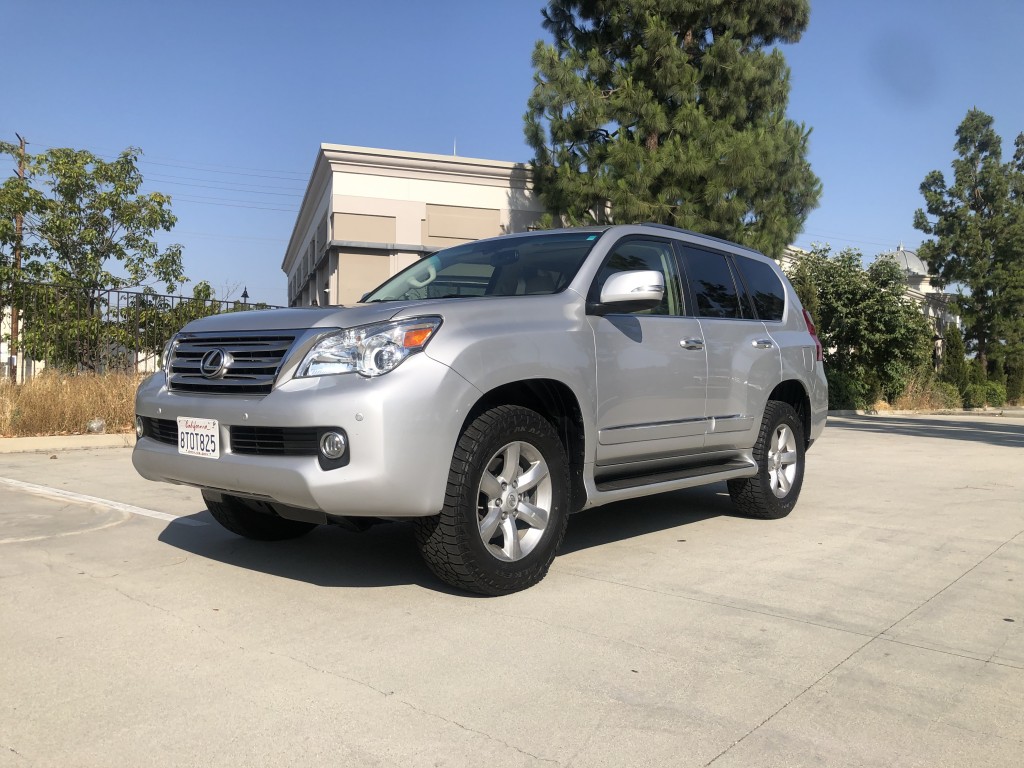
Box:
left=680, top=339, right=704, bottom=351
left=752, top=339, right=775, bottom=349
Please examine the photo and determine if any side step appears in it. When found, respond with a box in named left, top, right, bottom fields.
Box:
left=594, top=458, right=756, bottom=493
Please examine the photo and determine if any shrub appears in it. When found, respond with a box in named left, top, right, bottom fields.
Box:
left=985, top=380, right=1007, bottom=407
left=963, top=380, right=1007, bottom=408
left=963, top=383, right=987, bottom=409
left=826, top=368, right=871, bottom=410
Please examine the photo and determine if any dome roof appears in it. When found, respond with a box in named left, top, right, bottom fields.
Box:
left=884, top=245, right=929, bottom=276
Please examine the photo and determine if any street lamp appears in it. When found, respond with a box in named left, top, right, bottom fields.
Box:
left=241, top=287, right=249, bottom=306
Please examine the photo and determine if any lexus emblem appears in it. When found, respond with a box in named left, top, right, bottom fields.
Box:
left=199, top=348, right=232, bottom=379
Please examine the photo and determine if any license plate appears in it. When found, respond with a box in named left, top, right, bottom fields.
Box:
left=177, top=417, right=220, bottom=459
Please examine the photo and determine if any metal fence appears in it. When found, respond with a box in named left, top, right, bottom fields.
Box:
left=1, top=282, right=279, bottom=381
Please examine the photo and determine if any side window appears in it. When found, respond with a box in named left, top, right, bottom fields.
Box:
left=591, top=239, right=683, bottom=316
left=681, top=247, right=742, bottom=319
left=734, top=255, right=786, bottom=322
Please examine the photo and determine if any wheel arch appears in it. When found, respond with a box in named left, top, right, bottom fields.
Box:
left=462, top=379, right=587, bottom=513
left=767, top=379, right=812, bottom=448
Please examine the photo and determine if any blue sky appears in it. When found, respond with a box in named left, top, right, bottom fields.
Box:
left=5, top=0, right=1023, bottom=306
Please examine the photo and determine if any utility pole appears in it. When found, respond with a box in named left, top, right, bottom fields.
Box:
left=8, top=133, right=26, bottom=380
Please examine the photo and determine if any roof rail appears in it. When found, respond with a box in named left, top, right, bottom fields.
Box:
left=636, top=222, right=763, bottom=255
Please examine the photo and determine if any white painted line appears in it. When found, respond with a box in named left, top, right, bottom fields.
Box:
left=0, top=477, right=208, bottom=527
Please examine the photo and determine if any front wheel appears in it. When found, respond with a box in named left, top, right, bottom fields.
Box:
left=728, top=400, right=806, bottom=520
left=415, top=405, right=570, bottom=595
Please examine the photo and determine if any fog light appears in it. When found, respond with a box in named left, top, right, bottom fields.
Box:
left=319, top=431, right=347, bottom=460
left=135, top=416, right=144, bottom=439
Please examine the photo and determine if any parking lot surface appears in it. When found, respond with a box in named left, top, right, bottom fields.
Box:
left=1, top=414, right=1022, bottom=767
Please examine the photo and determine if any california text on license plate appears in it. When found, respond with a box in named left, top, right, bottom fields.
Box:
left=177, top=417, right=220, bottom=459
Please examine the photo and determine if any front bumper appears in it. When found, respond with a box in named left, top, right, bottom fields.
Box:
left=132, top=354, right=481, bottom=518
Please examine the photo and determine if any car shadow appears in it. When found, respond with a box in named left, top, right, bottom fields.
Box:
left=158, top=483, right=739, bottom=592
left=560, top=482, right=738, bottom=555
left=828, top=414, right=1024, bottom=448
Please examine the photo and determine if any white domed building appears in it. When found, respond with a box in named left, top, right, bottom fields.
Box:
left=880, top=244, right=958, bottom=330
left=879, top=244, right=960, bottom=365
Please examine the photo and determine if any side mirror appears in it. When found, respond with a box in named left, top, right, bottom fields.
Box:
left=590, top=270, right=665, bottom=314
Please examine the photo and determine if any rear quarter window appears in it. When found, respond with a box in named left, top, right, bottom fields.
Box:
left=734, top=255, right=786, bottom=322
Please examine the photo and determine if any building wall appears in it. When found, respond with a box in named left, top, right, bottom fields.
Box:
left=282, top=145, right=546, bottom=307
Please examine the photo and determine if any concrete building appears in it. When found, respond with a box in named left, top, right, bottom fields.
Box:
left=282, top=145, right=546, bottom=307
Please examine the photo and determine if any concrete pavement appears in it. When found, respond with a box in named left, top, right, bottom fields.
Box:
left=0, top=413, right=1022, bottom=767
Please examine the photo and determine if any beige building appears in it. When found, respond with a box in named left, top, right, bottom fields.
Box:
left=282, top=144, right=546, bottom=307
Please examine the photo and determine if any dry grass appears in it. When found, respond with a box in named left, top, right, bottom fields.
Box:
left=892, top=375, right=962, bottom=411
left=0, top=372, right=143, bottom=437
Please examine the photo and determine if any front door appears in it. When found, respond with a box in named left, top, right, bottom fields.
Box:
left=588, top=237, right=708, bottom=466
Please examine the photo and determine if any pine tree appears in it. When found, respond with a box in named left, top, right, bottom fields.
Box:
left=524, top=0, right=821, bottom=258
left=914, top=109, right=1024, bottom=372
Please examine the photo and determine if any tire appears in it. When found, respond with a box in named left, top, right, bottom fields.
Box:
left=202, top=491, right=319, bottom=541
left=415, top=405, right=570, bottom=595
left=728, top=400, right=806, bottom=520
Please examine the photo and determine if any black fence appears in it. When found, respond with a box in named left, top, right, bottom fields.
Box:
left=2, top=281, right=279, bottom=380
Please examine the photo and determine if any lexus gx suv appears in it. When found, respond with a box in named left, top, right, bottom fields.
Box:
left=134, top=224, right=827, bottom=594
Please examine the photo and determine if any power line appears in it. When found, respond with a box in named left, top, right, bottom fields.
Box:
left=143, top=177, right=303, bottom=198
left=142, top=169, right=305, bottom=191
left=170, top=195, right=298, bottom=213
left=171, top=230, right=289, bottom=244
left=17, top=136, right=309, bottom=181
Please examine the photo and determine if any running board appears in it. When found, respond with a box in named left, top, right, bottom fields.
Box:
left=585, top=457, right=757, bottom=508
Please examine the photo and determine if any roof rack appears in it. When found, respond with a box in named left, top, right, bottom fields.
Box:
left=636, top=222, right=763, bottom=255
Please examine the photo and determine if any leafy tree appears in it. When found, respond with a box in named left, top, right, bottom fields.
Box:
left=0, top=144, right=186, bottom=370
left=791, top=245, right=932, bottom=408
left=914, top=109, right=1024, bottom=373
left=787, top=250, right=820, bottom=326
left=524, top=0, right=821, bottom=257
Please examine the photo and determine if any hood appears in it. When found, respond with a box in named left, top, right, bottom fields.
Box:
left=178, top=304, right=410, bottom=333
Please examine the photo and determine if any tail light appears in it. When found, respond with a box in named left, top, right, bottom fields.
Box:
left=803, top=309, right=823, bottom=362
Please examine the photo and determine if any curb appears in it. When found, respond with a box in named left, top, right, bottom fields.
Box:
left=0, top=433, right=136, bottom=454
left=828, top=408, right=1023, bottom=418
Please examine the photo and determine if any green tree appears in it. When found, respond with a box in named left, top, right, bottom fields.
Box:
left=524, top=0, right=821, bottom=257
left=0, top=144, right=186, bottom=370
left=787, top=251, right=820, bottom=326
left=938, top=323, right=970, bottom=398
left=914, top=109, right=1024, bottom=373
left=792, top=245, right=932, bottom=408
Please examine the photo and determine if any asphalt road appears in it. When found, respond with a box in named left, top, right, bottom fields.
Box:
left=1, top=414, right=1022, bottom=768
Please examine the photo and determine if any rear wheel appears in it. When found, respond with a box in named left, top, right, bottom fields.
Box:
left=728, top=400, right=805, bottom=520
left=415, top=405, right=569, bottom=595
left=202, top=491, right=319, bottom=540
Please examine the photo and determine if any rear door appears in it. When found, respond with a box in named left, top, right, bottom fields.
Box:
left=588, top=236, right=708, bottom=465
left=678, top=245, right=782, bottom=451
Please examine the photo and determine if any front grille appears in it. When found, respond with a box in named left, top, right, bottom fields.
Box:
left=143, top=417, right=178, bottom=445
left=230, top=426, right=320, bottom=456
left=167, top=331, right=298, bottom=396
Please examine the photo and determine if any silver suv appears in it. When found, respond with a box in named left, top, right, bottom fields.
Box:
left=133, top=224, right=827, bottom=594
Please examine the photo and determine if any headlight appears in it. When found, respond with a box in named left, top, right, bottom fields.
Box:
left=296, top=317, right=442, bottom=378
left=159, top=337, right=178, bottom=372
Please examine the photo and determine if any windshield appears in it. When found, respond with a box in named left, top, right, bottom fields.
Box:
left=362, top=231, right=604, bottom=303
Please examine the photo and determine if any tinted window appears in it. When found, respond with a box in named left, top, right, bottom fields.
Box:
left=592, top=239, right=682, bottom=315
left=681, top=248, right=741, bottom=319
left=735, top=256, right=786, bottom=321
